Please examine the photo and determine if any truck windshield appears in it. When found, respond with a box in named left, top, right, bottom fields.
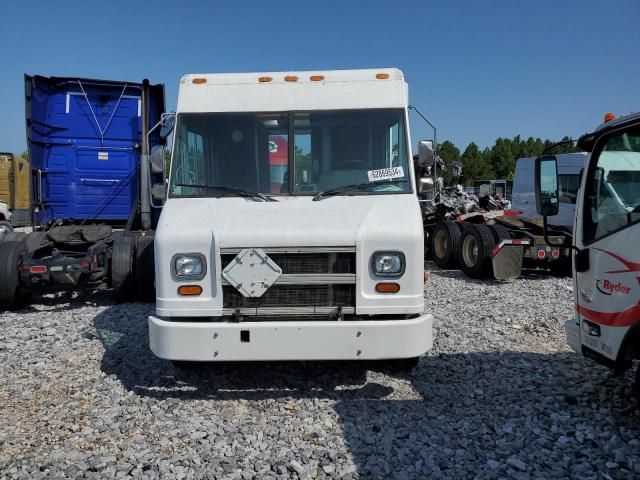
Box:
left=169, top=109, right=411, bottom=197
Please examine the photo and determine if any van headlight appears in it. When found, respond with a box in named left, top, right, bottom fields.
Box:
left=371, top=251, right=405, bottom=277
left=172, top=253, right=207, bottom=280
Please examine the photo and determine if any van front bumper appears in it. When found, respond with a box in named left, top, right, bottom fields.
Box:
left=148, top=314, right=433, bottom=361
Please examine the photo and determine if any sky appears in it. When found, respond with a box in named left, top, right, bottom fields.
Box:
left=1, top=0, right=638, bottom=154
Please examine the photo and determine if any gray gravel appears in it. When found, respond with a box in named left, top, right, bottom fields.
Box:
left=1, top=262, right=639, bottom=479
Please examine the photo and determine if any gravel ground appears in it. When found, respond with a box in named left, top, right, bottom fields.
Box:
left=1, top=263, right=639, bottom=479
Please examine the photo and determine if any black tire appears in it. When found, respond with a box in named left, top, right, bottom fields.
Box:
left=488, top=224, right=511, bottom=244
left=0, top=241, right=30, bottom=310
left=2, top=232, right=26, bottom=243
left=457, top=224, right=496, bottom=279
left=135, top=234, right=155, bottom=302
left=112, top=233, right=136, bottom=302
left=430, top=221, right=461, bottom=268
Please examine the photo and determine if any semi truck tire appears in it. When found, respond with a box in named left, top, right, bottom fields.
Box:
left=458, top=224, right=496, bottom=279
left=430, top=221, right=460, bottom=268
left=135, top=233, right=155, bottom=302
left=112, top=234, right=136, bottom=302
left=25, top=231, right=50, bottom=253
left=2, top=232, right=26, bottom=243
left=0, top=241, right=30, bottom=310
left=488, top=224, right=511, bottom=244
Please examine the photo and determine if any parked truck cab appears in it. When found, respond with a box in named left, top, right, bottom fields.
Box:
left=149, top=69, right=432, bottom=365
left=536, top=113, right=640, bottom=396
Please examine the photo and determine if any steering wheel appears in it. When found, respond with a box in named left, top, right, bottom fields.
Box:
left=339, top=160, right=369, bottom=169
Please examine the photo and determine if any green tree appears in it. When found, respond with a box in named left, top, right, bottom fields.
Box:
left=460, top=142, right=494, bottom=185
left=436, top=140, right=460, bottom=184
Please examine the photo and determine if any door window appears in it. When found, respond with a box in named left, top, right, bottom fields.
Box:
left=583, top=129, right=640, bottom=243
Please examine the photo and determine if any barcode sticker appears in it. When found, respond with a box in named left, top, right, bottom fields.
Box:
left=367, top=166, right=404, bottom=182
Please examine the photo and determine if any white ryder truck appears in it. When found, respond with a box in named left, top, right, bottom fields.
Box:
left=148, top=69, right=432, bottom=367
left=536, top=113, right=640, bottom=398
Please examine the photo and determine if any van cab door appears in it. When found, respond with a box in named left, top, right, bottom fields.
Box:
left=574, top=123, right=640, bottom=364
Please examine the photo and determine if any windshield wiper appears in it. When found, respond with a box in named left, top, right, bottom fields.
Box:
left=312, top=180, right=408, bottom=201
left=174, top=183, right=276, bottom=202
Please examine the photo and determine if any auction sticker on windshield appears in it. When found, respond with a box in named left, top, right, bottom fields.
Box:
left=368, top=166, right=404, bottom=182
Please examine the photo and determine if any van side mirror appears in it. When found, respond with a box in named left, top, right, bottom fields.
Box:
left=151, top=183, right=166, bottom=206
left=535, top=155, right=559, bottom=216
left=418, top=140, right=435, bottom=167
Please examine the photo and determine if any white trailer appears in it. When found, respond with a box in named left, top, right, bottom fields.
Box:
left=148, top=69, right=432, bottom=368
left=536, top=113, right=640, bottom=399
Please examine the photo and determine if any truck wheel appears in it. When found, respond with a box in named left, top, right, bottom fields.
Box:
left=135, top=234, right=155, bottom=302
left=0, top=241, right=30, bottom=310
left=488, top=224, right=511, bottom=244
left=458, top=224, right=496, bottom=279
left=2, top=232, right=26, bottom=243
left=25, top=231, right=50, bottom=253
left=0, top=221, right=12, bottom=240
left=430, top=221, right=460, bottom=268
left=112, top=234, right=136, bottom=302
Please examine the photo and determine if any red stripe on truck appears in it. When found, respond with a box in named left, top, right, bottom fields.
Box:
left=576, top=303, right=640, bottom=327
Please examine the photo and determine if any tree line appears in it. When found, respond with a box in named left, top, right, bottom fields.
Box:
left=435, top=136, right=581, bottom=185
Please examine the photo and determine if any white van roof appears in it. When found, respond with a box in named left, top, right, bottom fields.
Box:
left=177, top=68, right=408, bottom=113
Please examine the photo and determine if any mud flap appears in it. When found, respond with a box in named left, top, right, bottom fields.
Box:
left=492, top=246, right=522, bottom=280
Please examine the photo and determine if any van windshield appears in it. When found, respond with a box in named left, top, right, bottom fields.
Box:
left=169, top=109, right=411, bottom=197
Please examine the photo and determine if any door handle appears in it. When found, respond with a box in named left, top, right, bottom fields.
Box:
left=80, top=178, right=120, bottom=186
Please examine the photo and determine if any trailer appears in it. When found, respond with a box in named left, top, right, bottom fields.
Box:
left=415, top=144, right=573, bottom=280
left=0, top=152, right=31, bottom=233
left=0, top=75, right=169, bottom=309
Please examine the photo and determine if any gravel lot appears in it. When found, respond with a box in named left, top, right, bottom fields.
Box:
left=1, top=263, right=639, bottom=479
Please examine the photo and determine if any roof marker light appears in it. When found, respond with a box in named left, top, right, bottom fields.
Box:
left=284, top=75, right=298, bottom=82
left=310, top=75, right=325, bottom=81
left=376, top=73, right=390, bottom=79
left=192, top=78, right=207, bottom=84
left=258, top=76, right=273, bottom=83
left=604, top=112, right=616, bottom=122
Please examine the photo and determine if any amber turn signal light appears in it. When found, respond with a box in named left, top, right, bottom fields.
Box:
left=258, top=76, right=273, bottom=83
left=376, top=73, right=390, bottom=79
left=375, top=282, right=400, bottom=293
left=284, top=75, right=298, bottom=82
left=192, top=78, right=207, bottom=84
left=310, top=75, right=325, bottom=81
left=178, top=285, right=203, bottom=296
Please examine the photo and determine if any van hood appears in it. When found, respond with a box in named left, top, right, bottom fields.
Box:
left=157, top=194, right=420, bottom=248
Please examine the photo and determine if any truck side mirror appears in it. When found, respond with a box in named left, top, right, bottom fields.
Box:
left=418, top=176, right=434, bottom=194
left=149, top=145, right=165, bottom=174
left=151, top=183, right=166, bottom=206
left=418, top=140, right=435, bottom=167
left=159, top=114, right=175, bottom=141
left=535, top=155, right=559, bottom=216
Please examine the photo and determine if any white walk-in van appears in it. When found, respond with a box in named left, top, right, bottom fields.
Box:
left=148, top=69, right=432, bottom=368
